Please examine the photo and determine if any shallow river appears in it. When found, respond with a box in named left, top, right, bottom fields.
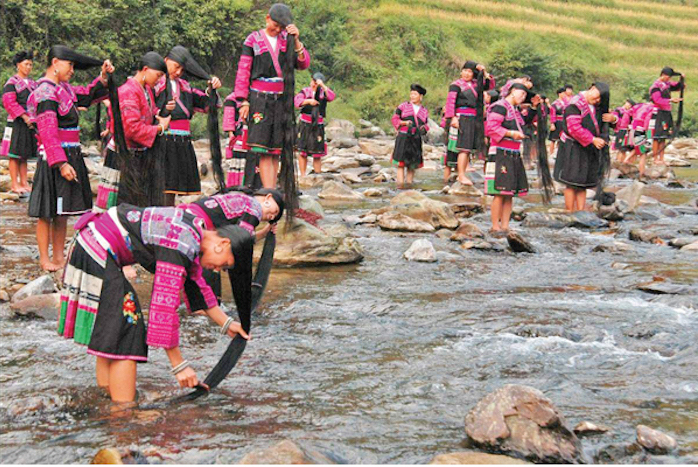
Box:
left=1, top=160, right=697, bottom=463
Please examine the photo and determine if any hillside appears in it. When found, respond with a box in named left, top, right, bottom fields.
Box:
left=1, top=0, right=697, bottom=135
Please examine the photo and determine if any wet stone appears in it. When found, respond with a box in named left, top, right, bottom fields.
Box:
left=507, top=231, right=536, bottom=253
left=573, top=421, right=611, bottom=437
left=11, top=275, right=56, bottom=303
left=404, top=239, right=437, bottom=263
left=10, top=293, right=61, bottom=320
left=636, top=425, right=677, bottom=454
left=429, top=451, right=530, bottom=464
left=238, top=440, right=336, bottom=464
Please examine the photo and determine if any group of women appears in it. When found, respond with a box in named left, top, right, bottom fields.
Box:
left=389, top=63, right=685, bottom=229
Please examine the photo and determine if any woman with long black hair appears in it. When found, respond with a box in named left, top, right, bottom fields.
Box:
left=294, top=72, right=335, bottom=176
left=391, top=84, right=429, bottom=188
left=27, top=46, right=114, bottom=271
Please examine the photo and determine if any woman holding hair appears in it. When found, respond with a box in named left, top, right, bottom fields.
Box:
left=27, top=45, right=113, bottom=271
left=554, top=82, right=617, bottom=212
left=294, top=72, right=335, bottom=176
left=484, top=83, right=538, bottom=233
left=391, top=84, right=429, bottom=189
left=2, top=50, right=37, bottom=195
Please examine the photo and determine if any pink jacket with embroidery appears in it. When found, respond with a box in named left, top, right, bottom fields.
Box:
left=650, top=78, right=682, bottom=112
left=2, top=75, right=37, bottom=119
left=563, top=93, right=599, bottom=147
left=234, top=29, right=310, bottom=102
left=391, top=102, right=429, bottom=133
left=445, top=77, right=495, bottom=119
left=110, top=77, right=159, bottom=149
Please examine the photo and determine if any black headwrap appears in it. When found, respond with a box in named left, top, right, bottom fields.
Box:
left=660, top=66, right=675, bottom=77
left=509, top=82, right=534, bottom=102
left=410, top=83, right=427, bottom=96
left=269, top=3, right=293, bottom=27
left=557, top=87, right=566, bottom=95
left=254, top=188, right=285, bottom=223
left=47, top=45, right=102, bottom=70
left=13, top=50, right=33, bottom=65
left=487, top=90, right=500, bottom=101
left=167, top=45, right=210, bottom=81
left=627, top=98, right=636, bottom=107
left=140, top=51, right=167, bottom=74
left=462, top=60, right=478, bottom=73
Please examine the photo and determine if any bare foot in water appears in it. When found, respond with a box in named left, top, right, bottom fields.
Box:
left=40, top=260, right=61, bottom=272
left=458, top=177, right=474, bottom=186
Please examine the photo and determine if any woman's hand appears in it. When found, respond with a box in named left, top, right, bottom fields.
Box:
left=550, top=123, right=556, bottom=131
left=510, top=131, right=526, bottom=140
left=60, top=163, right=77, bottom=181
left=209, top=76, right=222, bottom=90
left=450, top=116, right=459, bottom=129
left=165, top=99, right=176, bottom=112
left=671, top=97, right=683, bottom=103
left=156, top=114, right=172, bottom=131
left=175, top=366, right=199, bottom=388
left=287, top=24, right=300, bottom=38
left=239, top=104, right=249, bottom=121
left=400, top=120, right=412, bottom=127
left=100, top=60, right=114, bottom=83
left=592, top=137, right=606, bottom=149
left=305, top=99, right=319, bottom=106
left=601, top=113, right=617, bottom=123
left=21, top=114, right=34, bottom=129
left=256, top=223, right=271, bottom=241
left=225, top=321, right=250, bottom=340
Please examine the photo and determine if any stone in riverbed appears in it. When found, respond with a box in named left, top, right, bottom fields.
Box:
left=390, top=190, right=459, bottom=229
left=615, top=180, right=644, bottom=213
left=325, top=119, right=355, bottom=142
left=429, top=451, right=530, bottom=464
left=239, top=440, right=336, bottom=464
left=450, top=201, right=484, bottom=218
left=354, top=153, right=376, bottom=166
left=271, top=220, right=363, bottom=266
left=636, top=425, right=677, bottom=454
left=404, top=239, right=437, bottom=262
left=644, top=164, right=674, bottom=180
left=11, top=275, right=56, bottom=303
left=592, top=241, right=635, bottom=253
left=362, top=187, right=386, bottom=197
left=446, top=181, right=484, bottom=197
left=628, top=229, right=663, bottom=244
left=573, top=421, right=610, bottom=437
left=10, top=293, right=60, bottom=320
left=318, top=181, right=365, bottom=202
left=668, top=237, right=696, bottom=248
left=450, top=223, right=485, bottom=242
left=507, top=231, right=536, bottom=253
left=681, top=241, right=698, bottom=252
left=464, top=384, right=582, bottom=464
left=378, top=212, right=435, bottom=232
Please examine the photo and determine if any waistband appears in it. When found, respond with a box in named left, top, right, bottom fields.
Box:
left=75, top=210, right=134, bottom=267
left=59, top=127, right=81, bottom=146
left=299, top=113, right=324, bottom=124
left=456, top=107, right=476, bottom=116
left=169, top=119, right=191, bottom=132
left=491, top=138, right=522, bottom=152
left=251, top=79, right=284, bottom=94
left=164, top=129, right=191, bottom=138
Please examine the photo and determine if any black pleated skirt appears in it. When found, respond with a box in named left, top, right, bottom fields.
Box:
left=296, top=120, right=326, bottom=156
left=2, top=118, right=38, bottom=160
left=28, top=146, right=92, bottom=218
left=392, top=132, right=423, bottom=169
left=554, top=139, right=600, bottom=189
left=162, top=132, right=201, bottom=195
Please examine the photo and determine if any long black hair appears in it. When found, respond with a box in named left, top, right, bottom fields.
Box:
left=207, top=84, right=225, bottom=191
left=536, top=102, right=554, bottom=203
left=594, top=86, right=612, bottom=203
left=279, top=33, right=298, bottom=223
left=675, top=74, right=685, bottom=138
left=474, top=70, right=486, bottom=157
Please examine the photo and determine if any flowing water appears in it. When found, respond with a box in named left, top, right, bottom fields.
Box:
left=1, top=160, right=697, bottom=463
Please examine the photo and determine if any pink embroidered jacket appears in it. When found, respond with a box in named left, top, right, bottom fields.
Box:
left=485, top=99, right=530, bottom=152
left=154, top=76, right=220, bottom=133
left=445, top=76, right=495, bottom=119
left=391, top=102, right=429, bottom=134
left=109, top=77, right=159, bottom=149
left=631, top=103, right=655, bottom=131
left=650, top=78, right=683, bottom=112
left=2, top=75, right=37, bottom=120
left=222, top=91, right=239, bottom=132
left=27, top=76, right=107, bottom=167
left=234, top=29, right=310, bottom=102
left=562, top=93, right=599, bottom=147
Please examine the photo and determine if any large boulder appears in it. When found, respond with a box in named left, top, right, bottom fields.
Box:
left=272, top=220, right=363, bottom=266
left=378, top=212, right=435, bottom=233
left=404, top=239, right=437, bottom=262
left=325, top=119, right=355, bottom=142
left=445, top=182, right=484, bottom=198
left=359, top=140, right=393, bottom=157
left=464, top=384, right=583, bottom=464
left=390, top=190, right=459, bottom=229
left=239, top=440, right=336, bottom=464
left=10, top=293, right=61, bottom=320
left=429, top=452, right=530, bottom=464
left=318, top=181, right=365, bottom=202
left=11, top=275, right=56, bottom=303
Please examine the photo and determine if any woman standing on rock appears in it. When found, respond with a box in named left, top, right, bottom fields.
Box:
left=611, top=98, right=635, bottom=163
left=2, top=51, right=37, bottom=195
left=553, top=82, right=617, bottom=212
left=484, top=83, right=537, bottom=233
left=234, top=2, right=310, bottom=200
left=294, top=72, right=335, bottom=177
left=154, top=46, right=222, bottom=206
left=58, top=204, right=251, bottom=403
left=27, top=46, right=113, bottom=271
left=95, top=52, right=172, bottom=211
left=444, top=61, right=495, bottom=185
left=391, top=84, right=429, bottom=189
left=548, top=87, right=567, bottom=156
left=649, top=67, right=684, bottom=167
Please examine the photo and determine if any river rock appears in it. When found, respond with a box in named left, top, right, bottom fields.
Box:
left=354, top=153, right=376, bottom=167
left=92, top=448, right=124, bottom=464
left=10, top=293, right=60, bottom=320
left=644, top=165, right=674, bottom=180
left=637, top=282, right=696, bottom=295
left=429, top=451, right=530, bottom=464
left=615, top=163, right=639, bottom=178
left=359, top=140, right=393, bottom=157
left=325, top=119, right=355, bottom=142
left=426, top=118, right=446, bottom=145
left=298, top=195, right=325, bottom=219
left=0, top=175, right=11, bottom=191
left=461, top=240, right=498, bottom=251
left=359, top=125, right=385, bottom=138
left=507, top=231, right=536, bottom=253
left=636, top=425, right=677, bottom=454
left=629, top=229, right=662, bottom=244
left=331, top=137, right=359, bottom=149
left=668, top=237, right=696, bottom=248
left=0, top=289, right=9, bottom=302
left=299, top=173, right=341, bottom=189
left=450, top=202, right=484, bottom=218
left=239, top=440, right=335, bottom=464
left=666, top=179, right=693, bottom=189
left=447, top=182, right=484, bottom=197
left=390, top=190, right=459, bottom=229
left=378, top=212, right=435, bottom=232
left=511, top=206, right=527, bottom=221
left=404, top=239, right=437, bottom=262
left=362, top=188, right=385, bottom=198
left=11, top=275, right=56, bottom=303
left=450, top=223, right=485, bottom=242
left=271, top=220, right=363, bottom=266
left=464, top=384, right=582, bottom=464
left=681, top=241, right=698, bottom=252
left=573, top=421, right=610, bottom=436
left=522, top=211, right=608, bottom=229
left=325, top=157, right=360, bottom=171
left=318, top=181, right=365, bottom=202
left=615, top=181, right=644, bottom=212
left=592, top=241, right=635, bottom=253
left=340, top=171, right=363, bottom=184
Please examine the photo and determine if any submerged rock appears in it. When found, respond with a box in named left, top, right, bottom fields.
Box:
left=522, top=211, right=608, bottom=229
left=636, top=425, right=677, bottom=454
left=507, top=231, right=536, bottom=253
left=272, top=220, right=363, bottom=266
left=239, top=440, right=336, bottom=464
left=450, top=201, right=484, bottom=219
left=429, top=451, right=530, bottom=464
left=404, top=239, right=437, bottom=262
left=464, top=384, right=582, bottom=464
left=681, top=241, right=698, bottom=252
left=592, top=241, right=635, bottom=253
left=11, top=275, right=56, bottom=303
left=628, top=229, right=662, bottom=244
